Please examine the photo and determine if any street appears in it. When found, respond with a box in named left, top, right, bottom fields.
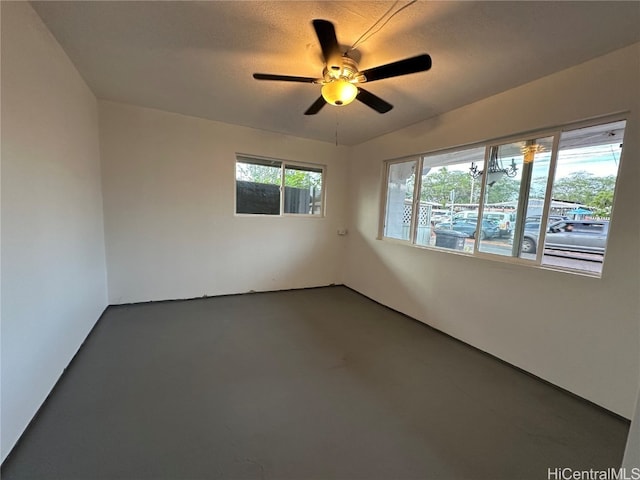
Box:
left=466, top=238, right=604, bottom=274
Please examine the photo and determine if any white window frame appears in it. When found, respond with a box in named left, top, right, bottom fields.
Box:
left=379, top=113, right=628, bottom=277
left=235, top=154, right=326, bottom=217
left=379, top=156, right=420, bottom=241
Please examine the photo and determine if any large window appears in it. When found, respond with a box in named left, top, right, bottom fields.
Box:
left=380, top=118, right=626, bottom=276
left=236, top=156, right=324, bottom=215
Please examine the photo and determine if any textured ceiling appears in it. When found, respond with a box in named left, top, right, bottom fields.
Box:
left=31, top=1, right=640, bottom=146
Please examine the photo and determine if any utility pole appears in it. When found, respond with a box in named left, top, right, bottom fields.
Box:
left=470, top=176, right=475, bottom=203
left=449, top=190, right=456, bottom=229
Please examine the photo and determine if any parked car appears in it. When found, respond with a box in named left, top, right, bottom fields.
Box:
left=521, top=220, right=609, bottom=254
left=525, top=214, right=570, bottom=224
left=435, top=218, right=500, bottom=240
left=454, top=211, right=514, bottom=238
left=483, top=212, right=514, bottom=238
left=453, top=210, right=481, bottom=220
left=430, top=209, right=450, bottom=223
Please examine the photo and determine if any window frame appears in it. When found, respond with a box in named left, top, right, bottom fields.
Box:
left=378, top=113, right=627, bottom=277
left=379, top=156, right=420, bottom=242
left=235, top=154, right=326, bottom=217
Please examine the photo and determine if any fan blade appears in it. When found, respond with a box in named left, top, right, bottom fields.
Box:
left=304, top=96, right=327, bottom=115
left=356, top=88, right=393, bottom=114
left=312, top=19, right=343, bottom=72
left=360, top=54, right=432, bottom=83
left=253, top=73, right=318, bottom=83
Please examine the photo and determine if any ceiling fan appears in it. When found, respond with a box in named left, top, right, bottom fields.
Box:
left=253, top=19, right=432, bottom=115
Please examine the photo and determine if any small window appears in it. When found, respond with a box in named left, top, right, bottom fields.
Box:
left=236, top=156, right=324, bottom=216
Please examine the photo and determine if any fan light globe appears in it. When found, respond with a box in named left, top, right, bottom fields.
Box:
left=321, top=79, right=358, bottom=106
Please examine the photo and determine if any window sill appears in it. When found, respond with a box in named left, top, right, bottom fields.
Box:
left=378, top=236, right=603, bottom=278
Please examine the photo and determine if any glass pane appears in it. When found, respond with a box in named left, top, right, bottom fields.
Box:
left=284, top=166, right=323, bottom=214
left=476, top=142, right=523, bottom=255
left=383, top=160, right=416, bottom=241
left=515, top=137, right=554, bottom=260
left=236, top=160, right=281, bottom=214
left=416, top=146, right=485, bottom=252
left=473, top=137, right=552, bottom=257
left=540, top=120, right=625, bottom=275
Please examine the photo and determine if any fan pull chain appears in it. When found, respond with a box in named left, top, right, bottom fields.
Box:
left=335, top=111, right=339, bottom=146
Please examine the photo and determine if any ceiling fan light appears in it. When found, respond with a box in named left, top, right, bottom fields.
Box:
left=321, top=79, right=358, bottom=106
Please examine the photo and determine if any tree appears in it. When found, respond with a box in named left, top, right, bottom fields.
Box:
left=236, top=162, right=280, bottom=185
left=416, top=167, right=617, bottom=215
left=529, top=176, right=549, bottom=199
left=420, top=168, right=522, bottom=206
left=485, top=177, right=520, bottom=204
left=236, top=162, right=321, bottom=189
left=420, top=168, right=475, bottom=206
left=591, top=190, right=614, bottom=217
left=284, top=169, right=322, bottom=189
left=552, top=171, right=616, bottom=206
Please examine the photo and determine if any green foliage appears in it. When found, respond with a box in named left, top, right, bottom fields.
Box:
left=485, top=177, right=520, bottom=204
left=237, top=163, right=322, bottom=189
left=421, top=167, right=521, bottom=206
left=529, top=176, right=549, bottom=199
left=420, top=168, right=616, bottom=211
left=420, top=168, right=477, bottom=206
left=591, top=190, right=614, bottom=217
left=552, top=171, right=616, bottom=207
left=284, top=169, right=321, bottom=189
left=236, top=163, right=280, bottom=185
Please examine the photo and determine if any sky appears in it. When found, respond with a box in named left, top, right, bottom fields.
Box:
left=554, top=144, right=621, bottom=178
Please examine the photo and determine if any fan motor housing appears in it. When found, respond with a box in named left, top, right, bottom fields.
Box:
left=323, top=55, right=364, bottom=83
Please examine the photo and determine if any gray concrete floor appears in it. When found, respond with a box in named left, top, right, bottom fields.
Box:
left=1, top=286, right=629, bottom=479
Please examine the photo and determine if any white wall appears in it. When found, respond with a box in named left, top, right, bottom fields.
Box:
left=344, top=44, right=640, bottom=418
left=1, top=1, right=636, bottom=463
left=99, top=101, right=349, bottom=304
left=623, top=385, right=640, bottom=468
left=1, top=2, right=108, bottom=461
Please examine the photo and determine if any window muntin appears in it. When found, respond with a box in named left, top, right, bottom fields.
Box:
left=380, top=118, right=626, bottom=276
left=235, top=156, right=324, bottom=216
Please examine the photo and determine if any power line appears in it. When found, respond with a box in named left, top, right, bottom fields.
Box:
left=349, top=1, right=417, bottom=51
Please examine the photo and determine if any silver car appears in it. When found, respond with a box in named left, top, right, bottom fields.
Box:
left=522, top=220, right=609, bottom=254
